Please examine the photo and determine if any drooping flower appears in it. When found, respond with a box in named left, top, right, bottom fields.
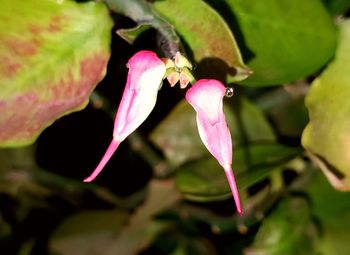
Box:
left=84, top=50, right=166, bottom=182
left=186, top=79, right=242, bottom=215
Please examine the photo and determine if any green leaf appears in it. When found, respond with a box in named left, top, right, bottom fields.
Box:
left=268, top=98, right=309, bottom=138
left=105, top=179, right=181, bottom=255
left=322, top=0, right=350, bottom=15
left=175, top=157, right=231, bottom=202
left=153, top=0, right=251, bottom=82
left=150, top=100, right=208, bottom=168
left=220, top=0, right=337, bottom=86
left=105, top=0, right=182, bottom=56
left=175, top=144, right=300, bottom=202
left=305, top=172, right=350, bottom=255
left=236, top=97, right=276, bottom=144
left=150, top=97, right=275, bottom=168
left=254, top=85, right=310, bottom=137
left=235, top=145, right=301, bottom=189
left=50, top=180, right=180, bottom=255
left=116, top=24, right=152, bottom=44
left=0, top=0, right=113, bottom=147
left=302, top=20, right=350, bottom=191
left=245, top=197, right=318, bottom=255
left=0, top=146, right=128, bottom=220
left=50, top=210, right=129, bottom=255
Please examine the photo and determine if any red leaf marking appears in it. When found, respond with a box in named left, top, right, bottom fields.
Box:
left=0, top=55, right=21, bottom=77
left=28, top=15, right=64, bottom=35
left=0, top=53, right=109, bottom=145
left=6, top=38, right=40, bottom=56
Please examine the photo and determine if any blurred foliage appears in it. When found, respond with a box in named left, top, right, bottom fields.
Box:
left=302, top=20, right=350, bottom=191
left=153, top=0, right=251, bottom=82
left=208, top=0, right=337, bottom=86
left=322, top=0, right=350, bottom=15
left=0, top=0, right=350, bottom=255
left=244, top=197, right=318, bottom=255
left=306, top=172, right=350, bottom=255
left=175, top=144, right=300, bottom=202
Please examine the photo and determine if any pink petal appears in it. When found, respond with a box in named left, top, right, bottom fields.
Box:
left=186, top=79, right=242, bottom=215
left=114, top=50, right=166, bottom=141
left=84, top=140, right=120, bottom=182
left=84, top=50, right=166, bottom=182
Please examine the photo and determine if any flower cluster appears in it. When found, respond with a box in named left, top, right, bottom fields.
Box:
left=84, top=50, right=242, bottom=215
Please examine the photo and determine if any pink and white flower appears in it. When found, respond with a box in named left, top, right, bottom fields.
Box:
left=84, top=50, right=166, bottom=182
left=84, top=51, right=243, bottom=215
left=186, top=79, right=242, bottom=215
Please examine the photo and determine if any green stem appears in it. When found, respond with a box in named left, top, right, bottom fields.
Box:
left=103, top=0, right=183, bottom=57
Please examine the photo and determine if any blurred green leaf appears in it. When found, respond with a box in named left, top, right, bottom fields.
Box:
left=0, top=146, right=128, bottom=222
left=116, top=24, right=152, bottom=44
left=305, top=172, right=350, bottom=255
left=268, top=97, right=309, bottom=138
left=150, top=97, right=275, bottom=168
left=105, top=0, right=182, bottom=55
left=18, top=240, right=36, bottom=255
left=254, top=83, right=310, bottom=138
left=50, top=210, right=129, bottom=255
left=50, top=180, right=180, bottom=255
left=220, top=0, right=337, bottom=86
left=176, top=157, right=231, bottom=202
left=153, top=0, right=251, bottom=82
left=105, top=0, right=156, bottom=22
left=150, top=100, right=206, bottom=168
left=0, top=168, right=128, bottom=222
left=175, top=144, right=300, bottom=202
left=235, top=97, right=276, bottom=144
left=0, top=213, right=11, bottom=237
left=302, top=20, right=350, bottom=191
left=0, top=145, right=36, bottom=172
left=0, top=0, right=113, bottom=147
left=322, top=0, right=350, bottom=15
left=106, top=179, right=181, bottom=255
left=244, top=197, right=318, bottom=255
left=182, top=238, right=217, bottom=255
left=235, top=145, right=301, bottom=189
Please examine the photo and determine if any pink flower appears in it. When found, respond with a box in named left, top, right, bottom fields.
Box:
left=84, top=50, right=166, bottom=182
left=186, top=79, right=242, bottom=215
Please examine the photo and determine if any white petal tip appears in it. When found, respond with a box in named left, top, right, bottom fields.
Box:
left=83, top=177, right=93, bottom=183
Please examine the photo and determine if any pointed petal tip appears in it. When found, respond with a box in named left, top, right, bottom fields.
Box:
left=83, top=139, right=120, bottom=183
left=83, top=177, right=93, bottom=183
left=237, top=206, right=243, bottom=216
left=224, top=166, right=243, bottom=217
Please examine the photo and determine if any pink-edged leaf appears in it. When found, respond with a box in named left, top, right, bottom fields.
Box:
left=0, top=0, right=113, bottom=147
